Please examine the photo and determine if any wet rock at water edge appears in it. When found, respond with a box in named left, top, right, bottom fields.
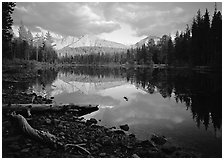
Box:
left=123, top=97, right=128, bottom=101
left=86, top=118, right=97, bottom=126
left=128, top=133, right=136, bottom=138
left=151, top=134, right=167, bottom=145
left=120, top=124, right=129, bottom=131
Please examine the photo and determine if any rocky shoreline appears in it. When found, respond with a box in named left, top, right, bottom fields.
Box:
left=2, top=104, right=198, bottom=158
left=2, top=61, right=199, bottom=158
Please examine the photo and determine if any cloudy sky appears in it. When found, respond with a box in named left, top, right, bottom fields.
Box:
left=12, top=2, right=221, bottom=44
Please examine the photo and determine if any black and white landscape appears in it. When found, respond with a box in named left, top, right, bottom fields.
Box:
left=2, top=2, right=222, bottom=158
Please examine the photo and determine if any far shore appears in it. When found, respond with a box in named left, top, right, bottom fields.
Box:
left=2, top=59, right=219, bottom=73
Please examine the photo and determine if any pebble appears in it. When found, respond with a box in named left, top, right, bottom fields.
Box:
left=99, top=153, right=106, bottom=157
left=59, top=132, right=65, bottom=136
left=132, top=154, right=140, bottom=158
left=58, top=124, right=64, bottom=129
left=21, top=148, right=30, bottom=153
left=26, top=143, right=32, bottom=147
left=45, top=118, right=52, bottom=124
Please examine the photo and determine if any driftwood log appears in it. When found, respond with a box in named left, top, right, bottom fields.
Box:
left=4, top=103, right=99, bottom=156
left=9, top=112, right=91, bottom=155
left=3, top=103, right=99, bottom=117
left=10, top=112, right=60, bottom=147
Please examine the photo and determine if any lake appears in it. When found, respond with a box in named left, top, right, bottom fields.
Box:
left=25, top=66, right=222, bottom=157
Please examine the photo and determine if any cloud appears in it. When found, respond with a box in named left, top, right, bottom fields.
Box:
left=99, top=3, right=189, bottom=37
left=12, top=2, right=120, bottom=36
left=12, top=2, right=219, bottom=39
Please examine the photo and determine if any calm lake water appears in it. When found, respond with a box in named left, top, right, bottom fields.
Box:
left=26, top=66, right=221, bottom=157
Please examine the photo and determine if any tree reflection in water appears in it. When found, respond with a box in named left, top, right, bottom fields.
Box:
left=126, top=68, right=221, bottom=132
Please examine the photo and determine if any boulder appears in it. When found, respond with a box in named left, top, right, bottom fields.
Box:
left=86, top=118, right=97, bottom=126
left=120, top=124, right=129, bottom=131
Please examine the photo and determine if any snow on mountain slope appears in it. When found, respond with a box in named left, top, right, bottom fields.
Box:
left=54, top=34, right=129, bottom=56
left=58, top=34, right=129, bottom=49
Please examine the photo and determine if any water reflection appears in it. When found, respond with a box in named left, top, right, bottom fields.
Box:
left=26, top=68, right=59, bottom=97
left=30, top=66, right=221, bottom=133
left=126, top=68, right=221, bottom=132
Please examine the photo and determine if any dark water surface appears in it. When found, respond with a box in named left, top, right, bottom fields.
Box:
left=26, top=66, right=222, bottom=157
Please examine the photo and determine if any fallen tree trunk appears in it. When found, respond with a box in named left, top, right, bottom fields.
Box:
left=9, top=112, right=90, bottom=154
left=3, top=103, right=99, bottom=117
left=10, top=112, right=60, bottom=148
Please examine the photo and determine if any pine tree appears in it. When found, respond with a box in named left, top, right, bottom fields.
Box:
left=18, top=21, right=28, bottom=41
left=27, top=30, right=33, bottom=46
left=141, top=44, right=147, bottom=65
left=191, top=18, right=198, bottom=65
left=18, top=21, right=30, bottom=60
left=146, top=40, right=153, bottom=65
left=211, top=6, right=222, bottom=67
left=167, top=37, right=174, bottom=65
left=202, top=9, right=211, bottom=65
left=2, top=2, right=16, bottom=59
left=45, top=31, right=53, bottom=47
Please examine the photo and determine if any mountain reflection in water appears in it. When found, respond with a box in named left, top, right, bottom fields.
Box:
left=26, top=66, right=221, bottom=157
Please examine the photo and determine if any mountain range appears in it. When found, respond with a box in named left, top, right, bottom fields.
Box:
left=53, top=34, right=161, bottom=57
left=53, top=34, right=129, bottom=50
left=12, top=26, right=161, bottom=57
left=54, top=34, right=129, bottom=57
